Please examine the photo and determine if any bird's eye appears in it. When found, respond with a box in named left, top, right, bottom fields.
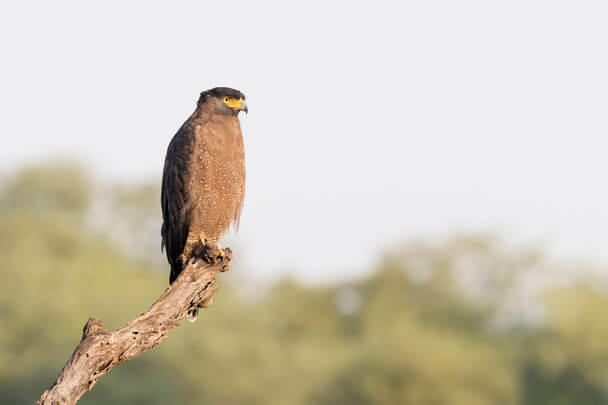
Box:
left=223, top=96, right=231, bottom=103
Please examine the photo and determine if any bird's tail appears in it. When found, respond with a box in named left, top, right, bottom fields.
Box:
left=169, top=262, right=182, bottom=284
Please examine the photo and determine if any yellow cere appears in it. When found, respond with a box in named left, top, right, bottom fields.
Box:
left=223, top=96, right=244, bottom=109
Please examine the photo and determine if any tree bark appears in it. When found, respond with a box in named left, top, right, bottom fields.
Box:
left=36, top=249, right=232, bottom=405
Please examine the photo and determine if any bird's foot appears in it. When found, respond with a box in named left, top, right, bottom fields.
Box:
left=196, top=233, right=229, bottom=265
left=190, top=241, right=231, bottom=269
left=202, top=242, right=231, bottom=268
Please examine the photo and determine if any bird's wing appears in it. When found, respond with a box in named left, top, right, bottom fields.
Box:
left=161, top=123, right=194, bottom=271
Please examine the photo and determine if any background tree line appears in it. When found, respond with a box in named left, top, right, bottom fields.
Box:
left=1, top=162, right=607, bottom=404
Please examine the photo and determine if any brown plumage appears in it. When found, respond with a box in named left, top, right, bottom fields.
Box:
left=161, top=87, right=247, bottom=283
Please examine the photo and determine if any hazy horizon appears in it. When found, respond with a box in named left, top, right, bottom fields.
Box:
left=2, top=0, right=607, bottom=281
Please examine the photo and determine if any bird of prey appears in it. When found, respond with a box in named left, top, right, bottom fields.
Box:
left=161, top=87, right=247, bottom=283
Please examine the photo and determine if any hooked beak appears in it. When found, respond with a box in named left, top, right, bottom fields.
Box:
left=239, top=101, right=248, bottom=114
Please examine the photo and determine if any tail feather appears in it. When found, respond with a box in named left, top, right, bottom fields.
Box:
left=169, top=262, right=183, bottom=284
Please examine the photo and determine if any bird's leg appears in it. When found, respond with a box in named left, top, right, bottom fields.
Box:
left=180, top=232, right=208, bottom=266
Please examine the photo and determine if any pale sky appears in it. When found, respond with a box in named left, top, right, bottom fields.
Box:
left=1, top=1, right=607, bottom=281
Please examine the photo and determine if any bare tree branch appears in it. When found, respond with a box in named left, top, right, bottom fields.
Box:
left=36, top=248, right=232, bottom=405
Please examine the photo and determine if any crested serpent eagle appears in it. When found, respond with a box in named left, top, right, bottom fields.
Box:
left=161, top=87, right=247, bottom=283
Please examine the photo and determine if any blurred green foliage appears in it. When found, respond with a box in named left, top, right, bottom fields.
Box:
left=1, top=162, right=608, bottom=404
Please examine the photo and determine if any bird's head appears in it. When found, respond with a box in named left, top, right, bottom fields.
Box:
left=198, top=87, right=248, bottom=116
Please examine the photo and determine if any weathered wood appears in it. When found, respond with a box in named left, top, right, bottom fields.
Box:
left=36, top=248, right=232, bottom=405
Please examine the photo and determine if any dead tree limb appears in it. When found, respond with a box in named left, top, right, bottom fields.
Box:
left=36, top=248, right=232, bottom=405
